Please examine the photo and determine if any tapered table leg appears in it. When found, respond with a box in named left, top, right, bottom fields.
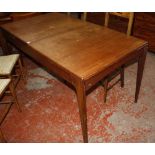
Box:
left=0, top=128, right=6, bottom=142
left=135, top=47, right=147, bottom=102
left=76, top=80, right=88, bottom=143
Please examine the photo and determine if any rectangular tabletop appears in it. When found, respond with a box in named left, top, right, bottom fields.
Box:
left=1, top=13, right=147, bottom=80
left=0, top=13, right=148, bottom=142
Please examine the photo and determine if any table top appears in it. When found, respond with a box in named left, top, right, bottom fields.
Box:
left=1, top=13, right=147, bottom=80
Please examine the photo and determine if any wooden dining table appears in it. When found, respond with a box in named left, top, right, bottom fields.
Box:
left=0, top=13, right=148, bottom=142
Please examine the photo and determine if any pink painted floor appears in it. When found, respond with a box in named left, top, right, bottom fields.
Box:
left=1, top=52, right=155, bottom=143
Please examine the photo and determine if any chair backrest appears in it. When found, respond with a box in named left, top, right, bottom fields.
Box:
left=104, top=12, right=134, bottom=36
left=82, top=12, right=87, bottom=21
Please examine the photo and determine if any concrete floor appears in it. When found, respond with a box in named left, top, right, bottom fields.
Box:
left=0, top=52, right=155, bottom=142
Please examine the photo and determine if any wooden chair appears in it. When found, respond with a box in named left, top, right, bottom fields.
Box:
left=82, top=12, right=87, bottom=21
left=103, top=12, right=134, bottom=102
left=0, top=54, right=25, bottom=88
left=105, top=12, right=134, bottom=36
left=0, top=78, right=21, bottom=142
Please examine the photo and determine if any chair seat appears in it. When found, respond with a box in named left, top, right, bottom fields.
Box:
left=0, top=54, right=19, bottom=75
left=0, top=79, right=11, bottom=95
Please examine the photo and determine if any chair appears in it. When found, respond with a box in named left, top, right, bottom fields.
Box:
left=0, top=54, right=25, bottom=88
left=0, top=78, right=21, bottom=142
left=103, top=12, right=134, bottom=102
left=81, top=12, right=87, bottom=21
left=105, top=12, right=134, bottom=36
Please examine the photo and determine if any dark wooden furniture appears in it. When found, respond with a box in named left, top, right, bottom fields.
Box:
left=0, top=14, right=12, bottom=25
left=133, top=13, right=155, bottom=53
left=86, top=12, right=155, bottom=53
left=86, top=12, right=129, bottom=33
left=0, top=13, right=42, bottom=56
left=0, top=13, right=41, bottom=24
left=10, top=13, right=42, bottom=21
left=0, top=13, right=148, bottom=142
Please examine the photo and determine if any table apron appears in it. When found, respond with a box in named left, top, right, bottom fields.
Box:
left=84, top=46, right=146, bottom=91
left=2, top=29, right=79, bottom=87
left=1, top=29, right=148, bottom=93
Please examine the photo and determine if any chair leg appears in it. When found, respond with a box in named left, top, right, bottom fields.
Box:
left=120, top=66, right=124, bottom=88
left=0, top=128, right=6, bottom=143
left=9, top=82, right=22, bottom=112
left=18, top=57, right=26, bottom=84
left=104, top=78, right=108, bottom=103
left=20, top=53, right=24, bottom=67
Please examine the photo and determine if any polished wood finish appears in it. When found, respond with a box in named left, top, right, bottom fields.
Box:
left=87, top=12, right=155, bottom=53
left=76, top=79, right=88, bottom=142
left=103, top=78, right=108, bottom=103
left=135, top=48, right=147, bottom=102
left=133, top=13, right=155, bottom=53
left=0, top=13, right=148, bottom=142
left=0, top=13, right=42, bottom=56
